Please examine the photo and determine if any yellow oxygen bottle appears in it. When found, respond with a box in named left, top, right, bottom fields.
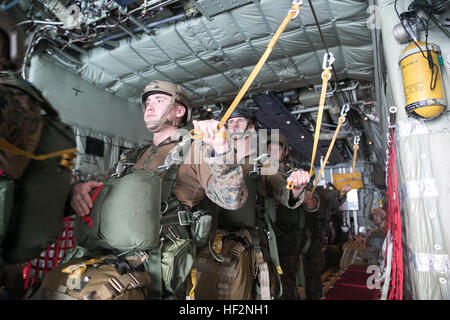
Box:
left=399, top=42, right=447, bottom=119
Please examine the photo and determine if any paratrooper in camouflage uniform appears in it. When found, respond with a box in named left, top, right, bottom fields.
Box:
left=268, top=133, right=305, bottom=300
left=219, top=106, right=310, bottom=299
left=69, top=80, right=249, bottom=299
left=302, top=184, right=351, bottom=299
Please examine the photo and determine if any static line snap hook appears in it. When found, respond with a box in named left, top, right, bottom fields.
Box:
left=289, top=0, right=303, bottom=20
left=340, top=103, right=350, bottom=116
left=353, top=135, right=360, bottom=146
left=322, top=52, right=335, bottom=71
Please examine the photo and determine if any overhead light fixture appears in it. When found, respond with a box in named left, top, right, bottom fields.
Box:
left=286, top=121, right=291, bottom=125
left=301, top=135, right=304, bottom=139
left=364, top=116, right=368, bottom=120
left=368, top=141, right=373, bottom=145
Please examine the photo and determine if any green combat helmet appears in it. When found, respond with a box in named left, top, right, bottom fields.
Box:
left=140, top=80, right=192, bottom=130
left=227, top=103, right=255, bottom=122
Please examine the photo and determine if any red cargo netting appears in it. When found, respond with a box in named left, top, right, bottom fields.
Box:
left=22, top=216, right=76, bottom=290
left=385, top=127, right=403, bottom=300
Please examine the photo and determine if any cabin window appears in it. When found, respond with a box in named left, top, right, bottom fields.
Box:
left=85, top=136, right=104, bottom=157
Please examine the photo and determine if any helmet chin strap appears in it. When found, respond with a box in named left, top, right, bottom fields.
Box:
left=145, top=95, right=184, bottom=132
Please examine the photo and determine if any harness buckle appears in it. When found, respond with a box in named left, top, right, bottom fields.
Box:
left=111, top=161, right=135, bottom=178
left=178, top=210, right=191, bottom=226
left=250, top=153, right=269, bottom=175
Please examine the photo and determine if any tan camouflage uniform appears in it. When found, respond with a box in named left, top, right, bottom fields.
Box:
left=303, top=187, right=346, bottom=300
left=273, top=162, right=304, bottom=300
left=236, top=149, right=304, bottom=298
left=98, top=137, right=248, bottom=211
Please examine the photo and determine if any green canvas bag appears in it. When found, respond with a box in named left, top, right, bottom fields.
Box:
left=0, top=77, right=76, bottom=264
left=74, top=169, right=162, bottom=252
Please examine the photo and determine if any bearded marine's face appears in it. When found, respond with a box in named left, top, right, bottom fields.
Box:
left=226, top=116, right=250, bottom=140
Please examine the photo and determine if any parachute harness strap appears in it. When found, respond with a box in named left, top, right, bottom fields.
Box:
left=189, top=0, right=303, bottom=140
left=312, top=104, right=349, bottom=193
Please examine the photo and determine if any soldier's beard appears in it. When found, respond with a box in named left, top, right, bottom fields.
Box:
left=228, top=130, right=247, bottom=140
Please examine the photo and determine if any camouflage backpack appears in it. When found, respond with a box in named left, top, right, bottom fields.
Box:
left=30, top=254, right=151, bottom=300
left=0, top=76, right=76, bottom=264
left=189, top=156, right=284, bottom=300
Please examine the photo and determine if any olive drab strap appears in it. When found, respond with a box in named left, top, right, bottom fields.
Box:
left=247, top=228, right=271, bottom=300
left=158, top=135, right=194, bottom=241
left=0, top=178, right=14, bottom=246
left=248, top=161, right=273, bottom=299
left=302, top=230, right=312, bottom=255
left=159, top=135, right=191, bottom=203
left=263, top=197, right=284, bottom=299
left=146, top=246, right=163, bottom=299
